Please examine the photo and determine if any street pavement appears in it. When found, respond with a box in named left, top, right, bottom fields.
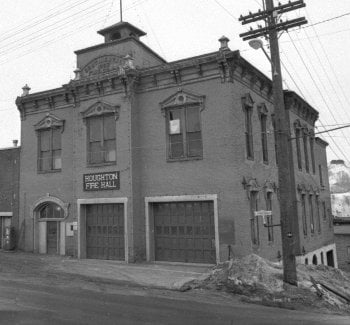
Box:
left=0, top=251, right=349, bottom=324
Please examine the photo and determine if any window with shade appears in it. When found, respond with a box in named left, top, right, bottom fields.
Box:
left=38, top=128, right=62, bottom=172
left=87, top=114, right=116, bottom=165
left=167, top=105, right=202, bottom=160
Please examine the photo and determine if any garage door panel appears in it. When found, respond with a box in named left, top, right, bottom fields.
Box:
left=86, top=203, right=124, bottom=260
left=154, top=201, right=215, bottom=263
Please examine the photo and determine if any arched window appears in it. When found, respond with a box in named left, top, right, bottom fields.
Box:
left=39, top=202, right=64, bottom=219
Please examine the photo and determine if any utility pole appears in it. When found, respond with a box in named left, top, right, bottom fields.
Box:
left=239, top=0, right=307, bottom=285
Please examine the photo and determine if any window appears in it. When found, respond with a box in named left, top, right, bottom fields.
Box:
left=87, top=114, right=116, bottom=164
left=244, top=105, right=254, bottom=159
left=309, top=195, right=314, bottom=234
left=301, top=194, right=307, bottom=236
left=167, top=105, right=202, bottom=159
left=295, top=125, right=302, bottom=170
left=38, top=128, right=62, bottom=172
left=310, top=136, right=315, bottom=174
left=250, top=192, right=259, bottom=245
left=39, top=202, right=64, bottom=219
left=322, top=201, right=327, bottom=220
left=303, top=131, right=309, bottom=173
left=260, top=113, right=268, bottom=163
left=266, top=192, right=274, bottom=242
left=319, top=165, right=324, bottom=187
left=316, top=196, right=321, bottom=234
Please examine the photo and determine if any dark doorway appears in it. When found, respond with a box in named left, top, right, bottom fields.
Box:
left=326, top=250, right=335, bottom=267
left=312, top=255, right=317, bottom=265
left=47, top=221, right=58, bottom=254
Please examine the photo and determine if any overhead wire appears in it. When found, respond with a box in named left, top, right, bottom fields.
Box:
left=286, top=32, right=350, bottom=160
left=0, top=0, right=107, bottom=57
left=0, top=0, right=97, bottom=44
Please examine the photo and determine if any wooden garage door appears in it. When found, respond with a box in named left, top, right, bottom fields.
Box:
left=86, top=204, right=124, bottom=260
left=154, top=201, right=215, bottom=263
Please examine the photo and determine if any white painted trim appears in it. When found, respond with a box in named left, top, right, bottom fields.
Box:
left=0, top=212, right=12, bottom=217
left=144, top=194, right=219, bottom=263
left=77, top=197, right=128, bottom=262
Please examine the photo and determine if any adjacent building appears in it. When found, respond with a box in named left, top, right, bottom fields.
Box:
left=0, top=141, right=20, bottom=249
left=15, top=21, right=335, bottom=265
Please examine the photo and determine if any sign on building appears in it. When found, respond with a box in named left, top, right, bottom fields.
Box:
left=83, top=171, right=120, bottom=191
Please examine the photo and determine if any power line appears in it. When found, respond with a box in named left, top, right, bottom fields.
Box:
left=303, top=11, right=350, bottom=29
left=0, top=0, right=97, bottom=44
left=212, top=0, right=238, bottom=21
left=286, top=32, right=350, bottom=162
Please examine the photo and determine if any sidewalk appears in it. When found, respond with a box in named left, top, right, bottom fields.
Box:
left=0, top=251, right=213, bottom=290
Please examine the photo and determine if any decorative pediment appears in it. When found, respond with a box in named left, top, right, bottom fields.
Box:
left=34, top=113, right=65, bottom=131
left=241, top=93, right=254, bottom=108
left=159, top=89, right=205, bottom=115
left=81, top=101, right=120, bottom=120
left=258, top=102, right=268, bottom=117
left=242, top=177, right=260, bottom=200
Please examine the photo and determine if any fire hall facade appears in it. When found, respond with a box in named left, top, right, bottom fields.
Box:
left=15, top=21, right=335, bottom=265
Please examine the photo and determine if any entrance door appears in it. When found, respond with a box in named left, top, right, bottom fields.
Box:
left=153, top=201, right=216, bottom=263
left=86, top=204, right=124, bottom=260
left=47, top=221, right=58, bottom=254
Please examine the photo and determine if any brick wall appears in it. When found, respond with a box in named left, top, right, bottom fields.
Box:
left=0, top=147, right=20, bottom=242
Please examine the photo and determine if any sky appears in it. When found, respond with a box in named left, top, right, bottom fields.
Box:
left=0, top=0, right=349, bottom=164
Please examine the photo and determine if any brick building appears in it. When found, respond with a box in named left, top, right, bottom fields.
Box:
left=15, top=21, right=335, bottom=265
left=0, top=142, right=20, bottom=249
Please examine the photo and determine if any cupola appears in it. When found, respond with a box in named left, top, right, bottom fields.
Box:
left=97, top=21, right=146, bottom=43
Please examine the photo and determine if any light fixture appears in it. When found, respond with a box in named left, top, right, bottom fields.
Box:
left=248, top=38, right=278, bottom=76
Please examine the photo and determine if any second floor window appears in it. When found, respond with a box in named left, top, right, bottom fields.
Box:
left=38, top=128, right=62, bottom=172
left=87, top=114, right=116, bottom=164
left=167, top=105, right=202, bottom=160
left=303, top=131, right=309, bottom=173
left=244, top=106, right=254, bottom=159
left=310, top=136, right=315, bottom=174
left=295, top=126, right=302, bottom=170
left=260, top=113, right=268, bottom=164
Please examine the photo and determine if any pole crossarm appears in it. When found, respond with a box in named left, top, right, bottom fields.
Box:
left=239, top=0, right=306, bottom=25
left=240, top=17, right=307, bottom=41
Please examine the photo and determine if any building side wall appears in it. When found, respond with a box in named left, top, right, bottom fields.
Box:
left=0, top=147, right=20, bottom=241
left=288, top=109, right=334, bottom=257
left=334, top=233, right=350, bottom=271
left=135, top=77, right=282, bottom=262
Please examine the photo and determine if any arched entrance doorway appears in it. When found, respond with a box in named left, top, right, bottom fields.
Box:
left=31, top=195, right=69, bottom=255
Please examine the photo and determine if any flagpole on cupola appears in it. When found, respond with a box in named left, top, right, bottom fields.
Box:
left=120, top=0, right=123, bottom=22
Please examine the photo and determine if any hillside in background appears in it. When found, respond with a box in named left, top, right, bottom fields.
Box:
left=329, top=160, right=350, bottom=218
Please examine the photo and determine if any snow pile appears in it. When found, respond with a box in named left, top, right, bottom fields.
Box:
left=185, top=254, right=350, bottom=314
